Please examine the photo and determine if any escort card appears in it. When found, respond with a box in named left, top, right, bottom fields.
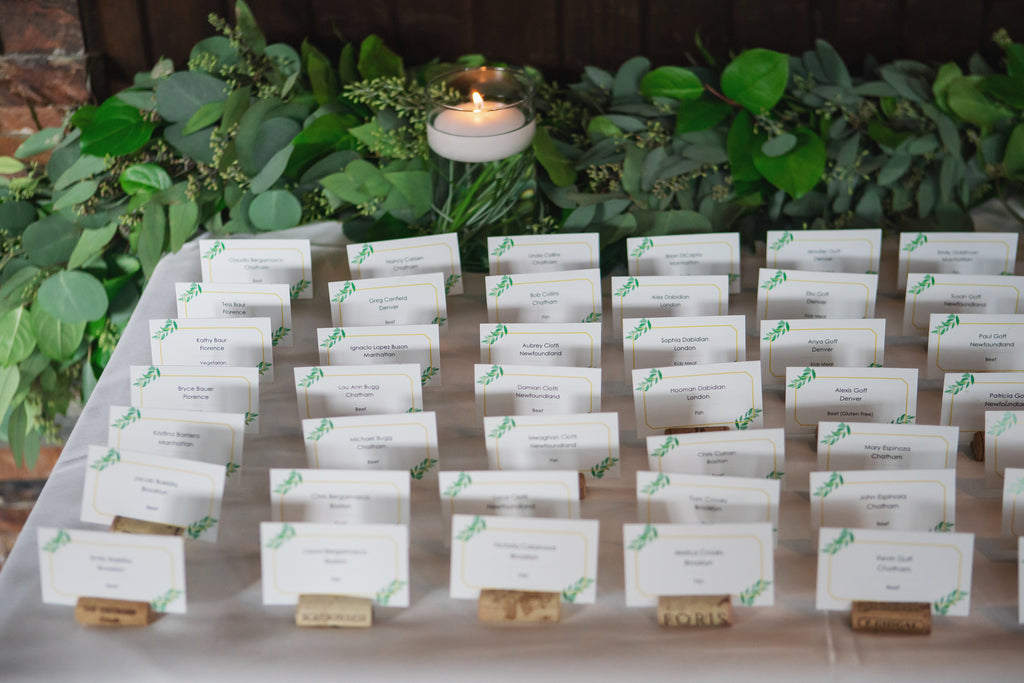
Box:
left=318, top=325, right=442, bottom=387
left=903, top=273, right=1024, bottom=335
left=328, top=272, right=448, bottom=333
left=37, top=527, right=186, bottom=612
left=611, top=275, right=729, bottom=336
left=474, top=364, right=601, bottom=418
left=107, top=405, right=245, bottom=476
left=449, top=514, right=599, bottom=603
left=926, top=313, right=1024, bottom=379
left=766, top=228, right=881, bottom=274
left=485, top=268, right=602, bottom=324
left=898, top=231, right=1019, bottom=290
left=488, top=233, right=600, bottom=275
left=626, top=233, right=741, bottom=294
left=785, top=366, right=919, bottom=435
left=149, top=317, right=274, bottom=380
left=483, top=412, right=620, bottom=479
left=81, top=445, right=225, bottom=542
left=623, top=315, right=746, bottom=377
left=815, top=527, right=974, bottom=616
left=295, top=364, right=423, bottom=420
left=348, top=233, right=463, bottom=294
left=199, top=237, right=313, bottom=298
left=760, top=318, right=886, bottom=386
left=260, top=522, right=409, bottom=607
left=175, top=282, right=293, bottom=347
left=1001, top=468, right=1024, bottom=536
left=1020, top=538, right=1024, bottom=624
left=985, top=411, right=1024, bottom=488
left=301, top=412, right=439, bottom=479
left=632, top=361, right=764, bottom=438
left=269, top=468, right=410, bottom=525
left=940, top=372, right=1024, bottom=440
left=816, top=421, right=959, bottom=471
left=129, top=365, right=260, bottom=434
left=623, top=522, right=774, bottom=607
left=480, top=323, right=602, bottom=368
left=646, top=428, right=785, bottom=480
left=757, top=268, right=878, bottom=321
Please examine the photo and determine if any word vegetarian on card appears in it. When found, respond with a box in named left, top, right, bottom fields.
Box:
left=927, top=314, right=1024, bottom=379
left=623, top=316, right=745, bottom=376
left=786, top=366, right=919, bottom=435
left=488, top=233, right=600, bottom=275
left=260, top=522, right=409, bottom=607
left=475, top=364, right=601, bottom=418
left=760, top=319, right=885, bottom=386
left=269, top=469, right=410, bottom=525
left=1001, top=467, right=1024, bottom=536
left=757, top=268, right=877, bottom=321
left=898, top=231, right=1019, bottom=290
left=816, top=527, right=974, bottom=616
left=176, top=282, right=293, bottom=347
left=38, top=527, right=186, bottom=613
left=483, top=412, right=620, bottom=479
left=904, top=273, right=1024, bottom=336
left=611, top=275, right=729, bottom=336
left=817, top=421, right=959, bottom=471
left=766, top=229, right=881, bottom=274
left=318, top=325, right=442, bottom=387
left=623, top=522, right=774, bottom=607
left=199, top=238, right=312, bottom=298
left=449, top=514, right=599, bottom=604
left=149, top=317, right=274, bottom=380
left=295, top=364, right=423, bottom=420
left=480, top=323, right=602, bottom=368
left=987, top=411, right=1024, bottom=488
left=632, top=361, right=764, bottom=438
left=82, top=446, right=225, bottom=541
left=626, top=233, right=741, bottom=294
left=328, top=272, right=448, bottom=332
left=485, top=268, right=602, bottom=324
left=940, top=372, right=1024, bottom=441
left=130, top=365, right=260, bottom=434
left=348, top=233, right=463, bottom=294
left=301, top=412, right=439, bottom=479
left=646, top=428, right=785, bottom=480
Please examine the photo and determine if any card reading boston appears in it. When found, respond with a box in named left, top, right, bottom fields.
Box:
left=480, top=323, right=602, bottom=368
left=483, top=412, right=620, bottom=479
left=175, top=282, right=293, bottom=347
left=38, top=527, right=186, bottom=613
left=760, top=318, right=885, bottom=387
left=295, top=364, right=423, bottom=420
left=646, top=428, right=785, bottom=480
left=625, top=233, right=741, bottom=294
left=328, top=272, right=448, bottom=333
left=786, top=366, right=918, bottom=435
left=622, top=315, right=746, bottom=377
left=757, top=269, right=877, bottom=321
left=816, top=421, right=959, bottom=472
left=926, top=313, right=1024, bottom=379
left=260, top=522, right=409, bottom=607
left=129, top=365, right=260, bottom=434
left=611, top=275, right=729, bottom=336
left=815, top=527, right=974, bottom=616
left=269, top=468, right=410, bottom=526
left=449, top=514, right=599, bottom=603
left=766, top=228, right=881, bottom=274
left=903, top=273, right=1024, bottom=336
left=898, top=231, right=1018, bottom=290
left=149, top=316, right=274, bottom=381
left=348, top=233, right=463, bottom=295
left=474, top=364, right=601, bottom=418
left=318, top=325, right=442, bottom=387
left=986, top=411, right=1024, bottom=488
left=199, top=238, right=313, bottom=298
left=485, top=268, right=602, bottom=324
left=488, top=233, right=600, bottom=275
left=301, top=412, right=439, bottom=478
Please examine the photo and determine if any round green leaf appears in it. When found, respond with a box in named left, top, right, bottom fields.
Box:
left=189, top=36, right=240, bottom=76
left=155, top=71, right=229, bottom=124
left=251, top=117, right=302, bottom=171
left=22, top=215, right=81, bottom=267
left=249, top=190, right=302, bottom=231
left=249, top=145, right=293, bottom=195
left=760, top=133, right=797, bottom=158
left=80, top=98, right=155, bottom=157
left=947, top=76, right=1013, bottom=132
left=0, top=156, right=25, bottom=174
left=721, top=48, right=789, bottom=113
left=36, top=270, right=109, bottom=323
left=752, top=126, right=826, bottom=199
left=67, top=220, right=118, bottom=270
left=52, top=180, right=98, bottom=211
left=164, top=122, right=216, bottom=165
left=0, top=307, right=36, bottom=365
left=640, top=66, right=704, bottom=102
left=14, top=127, right=63, bottom=159
left=120, top=163, right=173, bottom=195
left=30, top=305, right=85, bottom=361
left=0, top=200, right=37, bottom=238
left=675, top=98, right=732, bottom=134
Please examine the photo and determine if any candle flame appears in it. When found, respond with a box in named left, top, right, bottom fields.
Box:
left=471, top=91, right=484, bottom=112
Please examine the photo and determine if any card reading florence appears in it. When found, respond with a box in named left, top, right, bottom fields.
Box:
left=175, top=282, right=293, bottom=347
left=926, top=314, right=1024, bottom=380
left=488, top=233, right=600, bottom=275
left=940, top=372, right=1024, bottom=441
left=815, top=527, right=974, bottom=616
left=766, top=228, right=881, bottom=274
left=986, top=411, right=1024, bottom=488
left=480, top=323, right=602, bottom=368
left=816, top=421, right=959, bottom=472
left=327, top=272, right=448, bottom=333
left=199, top=237, right=313, bottom=299
left=757, top=269, right=878, bottom=321
left=474, top=364, right=601, bottom=418
left=483, top=412, right=620, bottom=479
left=485, top=268, right=602, bottom=324
left=260, top=522, right=409, bottom=607
left=301, top=412, right=439, bottom=478
left=129, top=365, right=260, bottom=434
left=625, top=233, right=740, bottom=293
left=149, top=317, right=274, bottom=381
left=269, top=468, right=410, bottom=526
left=623, top=523, right=774, bottom=608
left=622, top=315, right=746, bottom=376
left=449, top=514, right=599, bottom=603
left=38, top=527, right=186, bottom=613
left=785, top=366, right=919, bottom=435
left=348, top=233, right=463, bottom=295
left=646, top=428, right=786, bottom=480
left=318, top=324, right=442, bottom=387
left=760, top=318, right=885, bottom=387
left=610, top=275, right=729, bottom=337
left=898, top=231, right=1019, bottom=290
left=903, top=273, right=1024, bottom=336
left=295, top=364, right=423, bottom=420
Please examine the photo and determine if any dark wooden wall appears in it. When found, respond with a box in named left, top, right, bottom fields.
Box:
left=80, top=0, right=1024, bottom=97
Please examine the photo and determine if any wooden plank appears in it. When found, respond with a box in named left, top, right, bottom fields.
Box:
left=394, top=0, right=472, bottom=65
left=646, top=1, right=732, bottom=68
left=308, top=0, right=394, bottom=46
left=904, top=0, right=983, bottom=62
left=984, top=1, right=1024, bottom=66
left=472, top=0, right=560, bottom=72
left=561, top=0, right=641, bottom=72
left=732, top=0, right=812, bottom=53
left=246, top=0, right=312, bottom=46
left=143, top=0, right=226, bottom=73
left=80, top=0, right=150, bottom=94
left=814, top=1, right=903, bottom=65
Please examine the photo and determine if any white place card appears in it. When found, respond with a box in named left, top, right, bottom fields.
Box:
left=483, top=412, right=620, bottom=479
left=488, top=233, right=600, bottom=275
left=623, top=315, right=745, bottom=377
left=129, top=365, right=260, bottom=434
left=480, top=323, right=602, bottom=368
left=766, top=228, right=881, bottom=274
left=199, top=237, right=313, bottom=298
left=1020, top=537, right=1024, bottom=624
left=485, top=268, right=602, bottom=324
left=816, top=527, right=974, bottom=616
left=632, top=361, right=764, bottom=438
left=37, top=527, right=186, bottom=613
left=474, top=364, right=601, bottom=418
left=1001, top=468, right=1024, bottom=536
left=940, top=372, right=1024, bottom=440
left=898, top=231, right=1019, bottom=289
left=785, top=366, right=919, bottom=435
left=81, top=445, right=225, bottom=542
left=449, top=514, right=599, bottom=603
left=149, top=317, right=274, bottom=380
left=757, top=268, right=878, bottom=321
left=626, top=233, right=741, bottom=293
left=623, top=522, right=774, bottom=607
left=985, top=411, right=1024, bottom=488
left=646, top=428, right=785, bottom=480
left=816, top=421, right=959, bottom=471
left=611, top=275, right=729, bottom=336
left=926, top=313, right=1024, bottom=379
left=295, top=364, right=423, bottom=420
left=301, top=412, right=439, bottom=479
left=348, top=233, right=463, bottom=294
left=903, top=273, right=1024, bottom=335
left=260, top=522, right=409, bottom=607
left=269, top=468, right=410, bottom=525
left=318, top=325, right=442, bottom=387
left=175, top=282, right=293, bottom=347
left=760, top=318, right=886, bottom=386
left=328, top=272, right=448, bottom=332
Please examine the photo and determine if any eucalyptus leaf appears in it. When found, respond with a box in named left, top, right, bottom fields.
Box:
left=836, top=133, right=861, bottom=168
left=980, top=74, right=1024, bottom=110
left=879, top=65, right=929, bottom=103
left=303, top=39, right=338, bottom=105
left=0, top=366, right=19, bottom=425
left=533, top=126, right=575, bottom=187
left=1003, top=123, right=1024, bottom=177
left=220, top=86, right=253, bottom=135
left=164, top=122, right=216, bottom=165
left=67, top=220, right=117, bottom=270
left=250, top=144, right=293, bottom=194
left=22, top=215, right=80, bottom=267
left=184, top=100, right=225, bottom=135
left=584, top=66, right=614, bottom=91
left=0, top=266, right=40, bottom=312
left=357, top=34, right=403, bottom=80
left=612, top=57, right=651, bottom=99
left=120, top=163, right=172, bottom=195
left=14, top=127, right=63, bottom=159
left=137, top=204, right=167, bottom=279
left=877, top=154, right=911, bottom=186
left=54, top=154, right=106, bottom=191
left=52, top=180, right=97, bottom=211
left=8, top=402, right=41, bottom=469
left=603, top=115, right=645, bottom=133
left=249, top=190, right=302, bottom=230
left=0, top=307, right=36, bottom=365
left=383, top=171, right=432, bottom=217
left=761, top=133, right=797, bottom=158
left=155, top=71, right=228, bottom=124
left=815, top=40, right=851, bottom=89
left=30, top=306, right=85, bottom=361
left=0, top=157, right=24, bottom=175
left=0, top=200, right=37, bottom=238
left=855, top=185, right=883, bottom=224
left=189, top=36, right=240, bottom=76
left=168, top=200, right=200, bottom=252
left=721, top=48, right=788, bottom=112
left=947, top=76, right=1012, bottom=132
left=727, top=111, right=760, bottom=183
left=36, top=270, right=109, bottom=323
left=752, top=127, right=826, bottom=199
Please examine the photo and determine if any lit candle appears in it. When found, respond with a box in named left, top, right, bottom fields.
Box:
left=427, top=91, right=536, bottom=163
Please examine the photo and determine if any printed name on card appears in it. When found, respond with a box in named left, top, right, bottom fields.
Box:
left=485, top=268, right=602, bottom=324
left=898, top=231, right=1019, bottom=290
left=816, top=421, right=959, bottom=471
left=940, top=372, right=1024, bottom=440
left=785, top=366, right=918, bottom=435
left=626, top=233, right=741, bottom=293
left=623, top=315, right=745, bottom=377
left=295, top=364, right=423, bottom=420
left=903, top=273, right=1024, bottom=336
left=301, top=412, right=439, bottom=479
left=757, top=268, right=878, bottom=321
left=129, top=365, right=260, bottom=434
left=766, top=228, right=881, bottom=274
left=269, top=468, right=410, bottom=525
left=149, top=317, right=274, bottom=380
left=480, top=323, right=602, bottom=368
left=474, top=364, right=601, bottom=418
left=926, top=313, right=1024, bottom=379
left=483, top=412, right=620, bottom=479
left=611, top=275, right=729, bottom=336
left=488, top=233, right=600, bottom=275
left=348, top=233, right=463, bottom=294
left=175, top=282, right=293, bottom=347
left=318, top=325, right=442, bottom=387
left=646, top=428, right=785, bottom=480
left=760, top=318, right=885, bottom=386
left=199, top=238, right=312, bottom=298
left=328, top=272, right=448, bottom=332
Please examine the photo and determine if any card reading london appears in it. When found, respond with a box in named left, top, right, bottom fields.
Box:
left=483, top=412, right=620, bottom=479
left=175, top=282, right=293, bottom=347
left=646, top=428, right=785, bottom=480
left=38, top=527, right=186, bottom=613
left=815, top=527, right=974, bottom=616
left=898, top=231, right=1019, bottom=290
left=129, top=365, right=260, bottom=434
left=480, top=323, right=602, bottom=368
left=318, top=325, right=442, bottom=387
left=474, top=364, right=601, bottom=418
left=301, top=412, right=439, bottom=478
left=766, top=228, right=881, bottom=274
left=757, top=268, right=878, bottom=321
left=623, top=522, right=774, bottom=607
left=1001, top=467, right=1024, bottom=536
left=295, top=364, right=423, bottom=420
left=269, top=468, right=410, bottom=526
left=986, top=411, right=1024, bottom=488
left=760, top=318, right=885, bottom=386
left=149, top=316, right=274, bottom=381
left=260, top=522, right=409, bottom=607
left=611, top=275, right=729, bottom=336
left=449, top=514, right=599, bottom=603
left=485, top=268, right=602, bottom=324
left=926, top=313, right=1024, bottom=379
left=785, top=366, right=919, bottom=435
left=487, top=233, right=600, bottom=275
left=199, top=238, right=312, bottom=299
left=623, top=315, right=745, bottom=377
left=625, top=233, right=741, bottom=294
left=940, top=372, right=1024, bottom=440
left=632, top=361, right=764, bottom=438
left=816, top=421, right=959, bottom=471
left=81, top=445, right=225, bottom=542
left=903, top=273, right=1024, bottom=336
left=328, top=272, right=448, bottom=333
left=348, top=233, right=463, bottom=295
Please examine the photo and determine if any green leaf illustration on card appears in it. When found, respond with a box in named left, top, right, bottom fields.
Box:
left=483, top=325, right=508, bottom=345
left=889, top=413, right=915, bottom=424
left=320, top=328, right=346, bottom=348
left=421, top=366, right=439, bottom=385
left=641, top=472, right=670, bottom=495
left=150, top=588, right=183, bottom=612
left=186, top=515, right=217, bottom=540
left=225, top=462, right=240, bottom=476
left=431, top=316, right=447, bottom=326
left=477, top=364, right=504, bottom=386
left=590, top=456, right=619, bottom=479
left=488, top=275, right=513, bottom=298
left=627, top=524, right=658, bottom=552
left=112, top=407, right=142, bottom=429
left=581, top=311, right=602, bottom=323
left=289, top=279, right=311, bottom=298
left=1001, top=271, right=1014, bottom=276
left=988, top=412, right=1018, bottom=437
left=455, top=515, right=486, bottom=542
left=152, top=319, right=178, bottom=340
left=813, top=471, right=844, bottom=498
left=257, top=361, right=272, bottom=376
left=273, top=470, right=303, bottom=496
left=409, top=456, right=437, bottom=480
left=491, top=237, right=514, bottom=257
left=769, top=231, right=793, bottom=251
left=1006, top=476, right=1024, bottom=496
left=931, top=314, right=959, bottom=336
left=561, top=576, right=594, bottom=603
left=443, top=472, right=472, bottom=498
left=787, top=367, right=816, bottom=389
left=650, top=436, right=679, bottom=459
left=738, top=579, right=772, bottom=606
left=630, top=237, right=654, bottom=258
left=761, top=270, right=787, bottom=290
left=908, top=274, right=936, bottom=295
left=374, top=579, right=406, bottom=606
left=820, top=422, right=851, bottom=446
left=734, top=407, right=763, bottom=430
left=331, top=281, right=357, bottom=304
left=933, top=588, right=967, bottom=616
left=244, top=411, right=258, bottom=426
left=265, top=524, right=296, bottom=549
left=821, top=528, right=854, bottom=555
left=932, top=521, right=954, bottom=532
left=728, top=272, right=740, bottom=283
left=614, top=276, right=639, bottom=298
left=133, top=366, right=161, bottom=388
left=626, top=318, right=652, bottom=341
left=407, top=406, right=422, bottom=413
left=762, top=320, right=790, bottom=342
left=42, top=529, right=71, bottom=553
left=766, top=470, right=784, bottom=480
left=177, top=283, right=202, bottom=303
left=298, top=367, right=324, bottom=388
left=202, top=240, right=225, bottom=260
left=944, top=373, right=975, bottom=395
left=351, top=243, right=374, bottom=265
left=445, top=274, right=461, bottom=294
left=635, top=368, right=662, bottom=392
left=90, top=448, right=121, bottom=472
left=271, top=326, right=290, bottom=346
left=868, top=362, right=883, bottom=368
left=902, top=233, right=927, bottom=252
left=488, top=417, right=515, bottom=440
left=307, top=419, right=333, bottom=441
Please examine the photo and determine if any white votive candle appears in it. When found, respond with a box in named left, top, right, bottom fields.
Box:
left=427, top=95, right=536, bottom=163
